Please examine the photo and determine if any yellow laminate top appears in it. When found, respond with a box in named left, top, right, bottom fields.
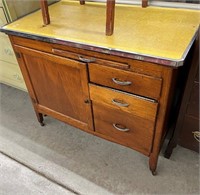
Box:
left=2, top=0, right=200, bottom=63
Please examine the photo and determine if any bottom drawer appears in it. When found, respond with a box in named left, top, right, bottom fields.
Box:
left=0, top=60, right=26, bottom=91
left=178, top=115, right=199, bottom=153
left=93, top=103, right=155, bottom=155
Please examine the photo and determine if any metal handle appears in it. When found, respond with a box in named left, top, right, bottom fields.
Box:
left=192, top=131, right=200, bottom=143
left=113, top=124, right=129, bottom=132
left=112, top=99, right=129, bottom=107
left=112, top=78, right=132, bottom=86
left=78, top=55, right=96, bottom=63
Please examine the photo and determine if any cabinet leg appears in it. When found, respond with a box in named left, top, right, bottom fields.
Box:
left=35, top=112, right=45, bottom=126
left=149, top=154, right=158, bottom=176
left=164, top=139, right=177, bottom=159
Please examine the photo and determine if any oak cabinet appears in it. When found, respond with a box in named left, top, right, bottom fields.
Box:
left=1, top=0, right=199, bottom=175
left=9, top=35, right=178, bottom=175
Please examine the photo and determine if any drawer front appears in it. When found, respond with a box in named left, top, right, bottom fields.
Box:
left=89, top=63, right=162, bottom=100
left=0, top=8, right=7, bottom=26
left=0, top=60, right=26, bottom=90
left=89, top=84, right=158, bottom=121
left=93, top=103, right=155, bottom=155
left=0, top=35, right=18, bottom=64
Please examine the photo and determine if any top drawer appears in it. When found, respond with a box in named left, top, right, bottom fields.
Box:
left=89, top=63, right=162, bottom=100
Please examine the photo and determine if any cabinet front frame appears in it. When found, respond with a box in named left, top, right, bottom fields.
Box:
left=9, top=35, right=177, bottom=174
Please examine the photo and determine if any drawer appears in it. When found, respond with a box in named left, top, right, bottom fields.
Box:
left=0, top=8, right=7, bottom=26
left=179, top=115, right=199, bottom=153
left=89, top=63, right=162, bottom=100
left=93, top=103, right=155, bottom=155
left=89, top=84, right=158, bottom=121
left=0, top=60, right=26, bottom=90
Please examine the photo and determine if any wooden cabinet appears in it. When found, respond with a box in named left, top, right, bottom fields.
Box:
left=9, top=35, right=179, bottom=175
left=1, top=0, right=199, bottom=175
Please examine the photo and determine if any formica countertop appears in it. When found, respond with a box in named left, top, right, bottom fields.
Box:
left=1, top=0, right=200, bottom=66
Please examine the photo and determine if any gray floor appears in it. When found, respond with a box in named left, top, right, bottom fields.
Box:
left=0, top=152, right=75, bottom=195
left=0, top=83, right=199, bottom=195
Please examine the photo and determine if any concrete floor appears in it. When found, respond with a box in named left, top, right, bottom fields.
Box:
left=0, top=83, right=199, bottom=195
left=0, top=152, right=75, bottom=195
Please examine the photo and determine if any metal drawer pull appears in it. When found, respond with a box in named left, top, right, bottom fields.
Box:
left=113, top=124, right=129, bottom=132
left=78, top=55, right=96, bottom=63
left=112, top=78, right=132, bottom=86
left=112, top=99, right=129, bottom=107
left=192, top=131, right=200, bottom=143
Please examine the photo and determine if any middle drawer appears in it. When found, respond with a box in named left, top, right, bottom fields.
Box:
left=89, top=84, right=158, bottom=121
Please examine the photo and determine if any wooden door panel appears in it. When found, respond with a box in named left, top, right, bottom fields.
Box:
left=15, top=45, right=93, bottom=131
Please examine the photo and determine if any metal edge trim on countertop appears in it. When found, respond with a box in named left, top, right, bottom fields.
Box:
left=181, top=27, right=199, bottom=63
left=0, top=27, right=197, bottom=67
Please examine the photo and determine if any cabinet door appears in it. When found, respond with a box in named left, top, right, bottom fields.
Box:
left=15, top=46, right=93, bottom=131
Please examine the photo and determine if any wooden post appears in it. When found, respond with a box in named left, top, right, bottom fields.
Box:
left=40, top=0, right=50, bottom=25
left=106, top=0, right=115, bottom=36
left=142, top=0, right=148, bottom=8
left=80, top=0, right=85, bottom=5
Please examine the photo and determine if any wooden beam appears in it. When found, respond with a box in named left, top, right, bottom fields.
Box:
left=142, top=0, right=148, bottom=8
left=40, top=0, right=50, bottom=25
left=106, top=0, right=115, bottom=36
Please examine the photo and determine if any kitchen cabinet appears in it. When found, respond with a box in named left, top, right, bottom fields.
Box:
left=1, top=0, right=199, bottom=174
left=9, top=35, right=180, bottom=175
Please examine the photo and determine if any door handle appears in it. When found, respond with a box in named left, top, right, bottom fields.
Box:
left=78, top=55, right=96, bottom=63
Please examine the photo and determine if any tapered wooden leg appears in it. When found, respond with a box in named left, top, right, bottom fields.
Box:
left=164, top=138, right=177, bottom=159
left=35, top=112, right=45, bottom=126
left=40, top=0, right=50, bottom=25
left=149, top=153, right=158, bottom=176
left=106, top=0, right=115, bottom=36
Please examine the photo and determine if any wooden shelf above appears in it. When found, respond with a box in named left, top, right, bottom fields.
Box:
left=39, top=0, right=148, bottom=36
